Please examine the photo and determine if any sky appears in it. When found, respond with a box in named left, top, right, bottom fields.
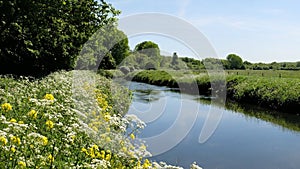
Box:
left=105, top=0, right=300, bottom=63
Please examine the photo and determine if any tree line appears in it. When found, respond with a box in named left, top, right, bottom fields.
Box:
left=1, top=0, right=299, bottom=77
left=0, top=0, right=127, bottom=76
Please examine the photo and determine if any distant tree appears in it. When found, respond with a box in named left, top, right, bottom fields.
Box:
left=134, top=41, right=160, bottom=58
left=221, top=59, right=230, bottom=69
left=171, top=52, right=179, bottom=65
left=296, top=62, right=300, bottom=67
left=226, top=54, right=244, bottom=69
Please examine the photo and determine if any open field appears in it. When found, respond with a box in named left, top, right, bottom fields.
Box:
left=126, top=70, right=300, bottom=113
left=226, top=70, right=300, bottom=79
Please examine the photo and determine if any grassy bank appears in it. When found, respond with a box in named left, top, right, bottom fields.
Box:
left=0, top=70, right=202, bottom=169
left=127, top=70, right=300, bottom=113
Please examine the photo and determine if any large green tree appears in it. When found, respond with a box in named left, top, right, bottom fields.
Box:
left=134, top=41, right=160, bottom=58
left=0, top=0, right=119, bottom=75
left=76, top=26, right=129, bottom=70
left=226, top=54, right=244, bottom=69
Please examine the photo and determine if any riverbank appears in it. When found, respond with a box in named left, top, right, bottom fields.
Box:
left=0, top=70, right=202, bottom=169
left=126, top=70, right=300, bottom=113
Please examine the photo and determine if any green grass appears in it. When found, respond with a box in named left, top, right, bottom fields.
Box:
left=226, top=70, right=300, bottom=79
left=127, top=70, right=300, bottom=113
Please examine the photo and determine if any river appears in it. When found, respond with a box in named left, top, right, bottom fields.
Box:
left=125, top=81, right=300, bottom=169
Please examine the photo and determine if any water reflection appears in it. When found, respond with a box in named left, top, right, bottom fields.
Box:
left=126, top=82, right=300, bottom=169
left=195, top=98, right=300, bottom=132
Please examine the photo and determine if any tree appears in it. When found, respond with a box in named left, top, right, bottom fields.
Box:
left=110, top=30, right=130, bottom=65
left=296, top=62, right=300, bottom=67
left=77, top=27, right=129, bottom=70
left=0, top=0, right=119, bottom=76
left=134, top=41, right=160, bottom=58
left=226, top=54, right=244, bottom=69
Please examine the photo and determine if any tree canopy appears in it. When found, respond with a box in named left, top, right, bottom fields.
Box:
left=134, top=41, right=160, bottom=58
left=0, top=0, right=120, bottom=76
left=77, top=26, right=130, bottom=70
left=226, top=54, right=244, bottom=69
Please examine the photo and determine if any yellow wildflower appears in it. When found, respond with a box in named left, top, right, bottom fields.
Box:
left=28, top=110, right=38, bottom=119
left=48, top=154, right=54, bottom=163
left=44, top=94, right=55, bottom=101
left=9, top=118, right=17, bottom=123
left=18, top=161, right=26, bottom=168
left=0, top=136, right=8, bottom=145
left=18, top=121, right=24, bottom=124
left=105, top=153, right=111, bottom=161
left=100, top=150, right=105, bottom=159
left=130, top=133, right=135, bottom=140
left=46, top=120, right=54, bottom=129
left=104, top=114, right=111, bottom=122
left=142, top=159, right=152, bottom=169
left=1, top=103, right=12, bottom=112
left=11, top=146, right=16, bottom=153
left=10, top=135, right=21, bottom=145
left=81, top=147, right=88, bottom=155
left=41, top=136, right=48, bottom=146
left=92, top=144, right=99, bottom=150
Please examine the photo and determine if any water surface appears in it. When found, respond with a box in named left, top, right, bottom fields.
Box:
left=126, top=82, right=300, bottom=169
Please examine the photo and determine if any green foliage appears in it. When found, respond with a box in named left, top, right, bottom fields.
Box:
left=227, top=75, right=300, bottom=112
left=134, top=41, right=160, bottom=58
left=128, top=69, right=300, bottom=112
left=202, top=58, right=225, bottom=70
left=181, top=57, right=205, bottom=70
left=226, top=54, right=244, bottom=69
left=0, top=0, right=119, bottom=75
left=130, top=70, right=177, bottom=87
left=76, top=26, right=130, bottom=70
left=120, top=53, right=150, bottom=69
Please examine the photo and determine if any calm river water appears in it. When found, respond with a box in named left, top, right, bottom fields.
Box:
left=125, top=81, right=300, bottom=169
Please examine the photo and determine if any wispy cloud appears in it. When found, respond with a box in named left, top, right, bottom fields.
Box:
left=260, top=8, right=285, bottom=16
left=178, top=0, right=190, bottom=17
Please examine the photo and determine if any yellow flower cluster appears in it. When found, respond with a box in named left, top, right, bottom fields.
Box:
left=10, top=135, right=21, bottom=145
left=0, top=136, right=8, bottom=145
left=81, top=145, right=112, bottom=161
left=40, top=136, right=48, bottom=146
left=48, top=154, right=54, bottom=163
left=28, top=110, right=38, bottom=119
left=46, top=120, right=54, bottom=130
left=1, top=103, right=12, bottom=112
left=44, top=94, right=55, bottom=101
left=18, top=161, right=26, bottom=168
left=9, top=118, right=17, bottom=123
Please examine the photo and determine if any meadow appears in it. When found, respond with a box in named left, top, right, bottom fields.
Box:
left=126, top=70, right=300, bottom=113
left=0, top=70, right=203, bottom=169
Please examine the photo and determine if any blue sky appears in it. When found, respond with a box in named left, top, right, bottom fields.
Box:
left=106, top=0, right=300, bottom=62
